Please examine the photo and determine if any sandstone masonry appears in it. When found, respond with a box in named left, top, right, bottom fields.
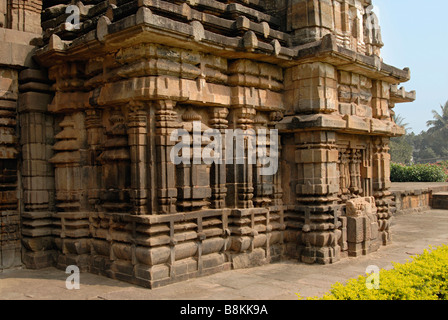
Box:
left=0, top=0, right=415, bottom=288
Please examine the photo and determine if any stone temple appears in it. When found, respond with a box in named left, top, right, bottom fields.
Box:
left=0, top=0, right=416, bottom=288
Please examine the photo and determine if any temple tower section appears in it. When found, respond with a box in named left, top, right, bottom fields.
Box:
left=0, top=0, right=418, bottom=286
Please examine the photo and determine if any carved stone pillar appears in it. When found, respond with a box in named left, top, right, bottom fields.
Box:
left=176, top=109, right=212, bottom=212
left=0, top=68, right=20, bottom=270
left=349, top=149, right=362, bottom=196
left=361, top=145, right=373, bottom=198
left=85, top=109, right=104, bottom=212
left=372, top=137, right=393, bottom=245
left=155, top=100, right=181, bottom=214
left=226, top=106, right=256, bottom=209
left=208, top=107, right=229, bottom=209
left=127, top=103, right=148, bottom=215
left=269, top=111, right=284, bottom=209
left=253, top=112, right=272, bottom=208
left=338, top=148, right=351, bottom=200
left=295, top=131, right=341, bottom=265
left=98, top=108, right=131, bottom=213
left=5, top=0, right=42, bottom=33
left=18, top=69, right=56, bottom=269
left=50, top=112, right=90, bottom=270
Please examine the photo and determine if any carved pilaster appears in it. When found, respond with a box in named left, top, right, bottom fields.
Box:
left=338, top=148, right=351, bottom=200
left=295, top=131, right=341, bottom=265
left=50, top=113, right=90, bottom=270
left=98, top=108, right=131, bottom=213
left=372, top=137, right=393, bottom=245
left=18, top=68, right=56, bottom=269
left=253, top=112, right=272, bottom=208
left=0, top=88, right=20, bottom=270
left=127, top=103, right=148, bottom=215
left=175, top=108, right=212, bottom=211
left=208, top=107, right=229, bottom=209
left=349, top=149, right=362, bottom=196
left=85, top=109, right=104, bottom=212
left=269, top=111, right=284, bottom=209
left=227, top=106, right=256, bottom=209
left=155, top=100, right=181, bottom=214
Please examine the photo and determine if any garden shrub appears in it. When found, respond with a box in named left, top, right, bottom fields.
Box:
left=390, top=163, right=448, bottom=182
left=312, top=244, right=448, bottom=300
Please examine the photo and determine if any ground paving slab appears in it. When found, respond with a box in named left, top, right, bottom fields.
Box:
left=1, top=209, right=448, bottom=300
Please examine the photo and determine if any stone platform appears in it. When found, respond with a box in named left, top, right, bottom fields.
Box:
left=391, top=182, right=448, bottom=215
left=1, top=208, right=448, bottom=300
left=0, top=0, right=419, bottom=290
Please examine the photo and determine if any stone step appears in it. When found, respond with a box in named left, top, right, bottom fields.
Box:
left=431, top=193, right=448, bottom=210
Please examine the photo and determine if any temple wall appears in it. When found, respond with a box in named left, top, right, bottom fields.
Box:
left=0, top=0, right=416, bottom=287
left=287, top=0, right=383, bottom=56
left=0, top=0, right=50, bottom=271
left=0, top=66, right=20, bottom=270
left=0, top=0, right=42, bottom=33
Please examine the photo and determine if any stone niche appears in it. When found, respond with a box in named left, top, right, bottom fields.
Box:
left=0, top=0, right=416, bottom=287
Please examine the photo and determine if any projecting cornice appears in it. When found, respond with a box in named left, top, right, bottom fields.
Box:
left=276, top=113, right=406, bottom=137
left=35, top=7, right=410, bottom=85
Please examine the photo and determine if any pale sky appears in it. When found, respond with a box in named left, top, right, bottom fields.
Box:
left=374, top=0, right=448, bottom=134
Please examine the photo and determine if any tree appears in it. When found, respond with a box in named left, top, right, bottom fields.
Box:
left=390, top=114, right=413, bottom=164
left=391, top=101, right=448, bottom=164
left=426, top=100, right=448, bottom=135
left=393, top=114, right=410, bottom=133
left=390, top=138, right=413, bottom=164
left=412, top=101, right=448, bottom=163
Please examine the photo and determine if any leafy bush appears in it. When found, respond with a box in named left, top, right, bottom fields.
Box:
left=390, top=162, right=448, bottom=182
left=437, top=160, right=448, bottom=176
left=313, top=244, right=448, bottom=300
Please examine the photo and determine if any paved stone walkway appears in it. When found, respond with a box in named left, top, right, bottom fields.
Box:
left=1, top=209, right=448, bottom=300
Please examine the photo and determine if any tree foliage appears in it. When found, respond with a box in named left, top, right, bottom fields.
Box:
left=390, top=101, right=448, bottom=164
left=390, top=114, right=413, bottom=164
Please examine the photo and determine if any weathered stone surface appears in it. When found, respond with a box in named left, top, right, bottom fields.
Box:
left=0, top=0, right=415, bottom=287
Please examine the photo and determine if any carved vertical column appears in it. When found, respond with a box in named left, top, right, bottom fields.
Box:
left=85, top=109, right=104, bottom=212
left=155, top=100, right=180, bottom=214
left=18, top=69, right=56, bottom=269
left=267, top=111, right=285, bottom=262
left=296, top=131, right=341, bottom=264
left=227, top=106, right=256, bottom=209
left=353, top=3, right=366, bottom=54
left=253, top=112, right=272, bottom=208
left=98, top=108, right=131, bottom=213
left=372, top=137, right=393, bottom=245
left=349, top=148, right=362, bottom=196
left=338, top=148, right=351, bottom=201
left=176, top=109, right=211, bottom=211
left=7, top=0, right=42, bottom=33
left=269, top=111, right=284, bottom=209
left=361, top=145, right=373, bottom=197
left=50, top=112, right=90, bottom=270
left=0, top=68, right=20, bottom=270
left=127, top=103, right=148, bottom=215
left=208, top=107, right=228, bottom=209
left=340, top=0, right=351, bottom=48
